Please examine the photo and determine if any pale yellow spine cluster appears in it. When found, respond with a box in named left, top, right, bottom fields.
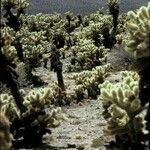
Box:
left=71, top=64, right=111, bottom=94
left=2, top=0, right=29, bottom=10
left=0, top=86, right=67, bottom=130
left=0, top=94, right=20, bottom=122
left=124, top=3, right=150, bottom=59
left=0, top=113, right=13, bottom=150
left=24, top=88, right=52, bottom=109
left=98, top=71, right=148, bottom=135
left=16, top=27, right=50, bottom=60
left=1, top=27, right=17, bottom=61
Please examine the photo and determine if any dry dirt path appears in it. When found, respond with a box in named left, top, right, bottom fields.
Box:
left=31, top=99, right=110, bottom=150
left=47, top=100, right=108, bottom=150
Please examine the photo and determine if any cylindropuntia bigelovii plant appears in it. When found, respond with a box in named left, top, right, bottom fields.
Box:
left=0, top=113, right=13, bottom=150
left=123, top=2, right=150, bottom=134
left=98, top=71, right=148, bottom=149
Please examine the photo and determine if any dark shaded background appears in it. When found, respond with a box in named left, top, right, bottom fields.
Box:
left=27, top=0, right=149, bottom=15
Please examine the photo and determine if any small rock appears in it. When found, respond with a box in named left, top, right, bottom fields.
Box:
left=76, top=135, right=82, bottom=139
left=78, top=102, right=83, bottom=106
left=67, top=143, right=76, bottom=148
left=57, top=135, right=71, bottom=139
left=77, top=144, right=85, bottom=150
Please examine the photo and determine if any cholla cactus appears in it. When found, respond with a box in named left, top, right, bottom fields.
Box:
left=1, top=27, right=17, bottom=61
left=0, top=26, right=26, bottom=113
left=0, top=86, right=67, bottom=126
left=108, top=0, right=120, bottom=9
left=73, top=14, right=112, bottom=42
left=24, top=88, right=52, bottom=109
left=115, top=14, right=127, bottom=44
left=22, top=13, right=56, bottom=31
left=2, top=0, right=29, bottom=10
left=69, top=39, right=109, bottom=70
left=71, top=64, right=111, bottom=99
left=98, top=71, right=148, bottom=140
left=67, top=12, right=112, bottom=71
left=23, top=87, right=67, bottom=133
left=0, top=86, right=67, bottom=147
left=107, top=0, right=120, bottom=46
left=0, top=94, right=20, bottom=122
left=2, top=0, right=29, bottom=31
left=16, top=28, right=50, bottom=60
left=31, top=107, right=67, bottom=128
left=72, top=64, right=110, bottom=86
left=0, top=113, right=13, bottom=150
left=2, top=0, right=16, bottom=8
left=123, top=4, right=150, bottom=147
left=15, top=27, right=50, bottom=85
left=124, top=3, right=150, bottom=59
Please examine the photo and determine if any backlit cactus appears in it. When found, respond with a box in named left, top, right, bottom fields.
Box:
left=98, top=71, right=148, bottom=138
left=23, top=86, right=67, bottom=128
left=24, top=87, right=52, bottom=109
left=0, top=94, right=20, bottom=122
left=68, top=39, right=109, bottom=70
left=2, top=0, right=29, bottom=10
left=1, top=27, right=17, bottom=61
left=0, top=86, right=66, bottom=129
left=0, top=113, right=13, bottom=150
left=108, top=0, right=119, bottom=7
left=71, top=64, right=111, bottom=99
left=16, top=28, right=50, bottom=60
left=124, top=3, right=150, bottom=59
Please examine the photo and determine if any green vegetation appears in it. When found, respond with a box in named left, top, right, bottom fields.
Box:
left=0, top=0, right=149, bottom=149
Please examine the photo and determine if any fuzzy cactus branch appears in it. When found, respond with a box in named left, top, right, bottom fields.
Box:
left=124, top=3, right=150, bottom=59
left=99, top=71, right=149, bottom=148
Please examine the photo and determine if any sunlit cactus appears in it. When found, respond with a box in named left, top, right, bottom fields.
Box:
left=98, top=71, right=148, bottom=144
left=0, top=87, right=67, bottom=147
left=2, top=0, right=29, bottom=10
left=124, top=3, right=150, bottom=59
left=107, top=0, right=120, bottom=47
left=0, top=25, right=26, bottom=113
left=18, top=29, right=50, bottom=60
left=108, top=0, right=120, bottom=10
left=23, top=87, right=67, bottom=128
left=1, top=27, right=17, bottom=61
left=71, top=64, right=111, bottom=100
left=123, top=4, right=150, bottom=147
left=0, top=94, right=20, bottom=122
left=24, top=87, right=52, bottom=109
left=0, top=113, right=13, bottom=150
left=2, top=0, right=29, bottom=31
left=68, top=38, right=109, bottom=70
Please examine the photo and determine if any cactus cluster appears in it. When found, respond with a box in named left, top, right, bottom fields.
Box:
left=0, top=82, right=67, bottom=147
left=2, top=0, right=29, bottom=10
left=98, top=71, right=148, bottom=138
left=16, top=27, right=50, bottom=60
left=1, top=27, right=16, bottom=61
left=0, top=94, right=20, bottom=122
left=69, top=39, right=108, bottom=70
left=0, top=113, right=13, bottom=150
left=65, top=10, right=119, bottom=71
left=107, top=0, right=120, bottom=9
left=71, top=64, right=111, bottom=99
left=23, top=86, right=67, bottom=128
left=22, top=13, right=54, bottom=31
left=24, top=87, right=52, bottom=109
left=1, top=0, right=149, bottom=149
left=0, top=86, right=66, bottom=129
left=124, top=3, right=150, bottom=59
left=73, top=13, right=112, bottom=41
